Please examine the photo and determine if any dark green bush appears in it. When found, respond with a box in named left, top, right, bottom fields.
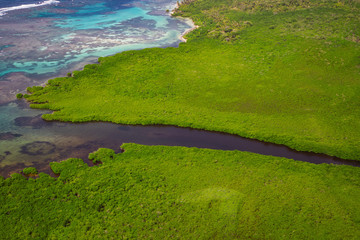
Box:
left=22, top=167, right=38, bottom=176
left=88, top=148, right=116, bottom=164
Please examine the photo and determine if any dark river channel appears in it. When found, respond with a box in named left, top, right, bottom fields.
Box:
left=1, top=100, right=359, bottom=178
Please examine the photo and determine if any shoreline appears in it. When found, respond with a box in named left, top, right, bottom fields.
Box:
left=170, top=2, right=199, bottom=42
left=1, top=1, right=193, bottom=104
left=178, top=19, right=199, bottom=42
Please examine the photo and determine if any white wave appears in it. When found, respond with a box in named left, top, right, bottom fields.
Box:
left=0, top=0, right=60, bottom=16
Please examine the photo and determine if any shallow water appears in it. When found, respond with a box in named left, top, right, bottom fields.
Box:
left=0, top=0, right=193, bottom=103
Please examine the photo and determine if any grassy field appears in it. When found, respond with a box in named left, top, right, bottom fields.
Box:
left=1, top=144, right=360, bottom=239
left=25, top=0, right=360, bottom=160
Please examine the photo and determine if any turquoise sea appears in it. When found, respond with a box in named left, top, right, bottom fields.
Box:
left=0, top=0, right=193, bottom=176
left=0, top=0, right=193, bottom=97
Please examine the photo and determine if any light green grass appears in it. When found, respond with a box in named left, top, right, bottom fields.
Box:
left=1, top=144, right=360, bottom=239
left=26, top=0, right=360, bottom=160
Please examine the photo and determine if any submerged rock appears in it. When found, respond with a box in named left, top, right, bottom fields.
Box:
left=0, top=132, right=22, bottom=141
left=14, top=115, right=51, bottom=128
left=20, top=141, right=56, bottom=155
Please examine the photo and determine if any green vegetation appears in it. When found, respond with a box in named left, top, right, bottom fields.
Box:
left=25, top=0, right=360, bottom=160
left=16, top=93, right=23, bottom=99
left=1, top=144, right=360, bottom=239
left=22, top=167, right=38, bottom=176
left=26, top=86, right=43, bottom=94
left=7, top=1, right=359, bottom=238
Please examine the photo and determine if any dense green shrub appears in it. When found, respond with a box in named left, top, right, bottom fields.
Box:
left=22, top=167, right=38, bottom=176
left=88, top=148, right=116, bottom=164
left=1, top=144, right=360, bottom=239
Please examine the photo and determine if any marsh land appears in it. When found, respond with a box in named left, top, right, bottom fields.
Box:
left=1, top=0, right=360, bottom=238
left=26, top=0, right=360, bottom=160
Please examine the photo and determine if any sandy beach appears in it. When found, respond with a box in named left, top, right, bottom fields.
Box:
left=170, top=2, right=199, bottom=42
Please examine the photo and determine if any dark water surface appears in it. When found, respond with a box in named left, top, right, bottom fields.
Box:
left=1, top=101, right=358, bottom=178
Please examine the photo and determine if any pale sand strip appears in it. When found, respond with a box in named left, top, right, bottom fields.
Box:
left=170, top=3, right=199, bottom=42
